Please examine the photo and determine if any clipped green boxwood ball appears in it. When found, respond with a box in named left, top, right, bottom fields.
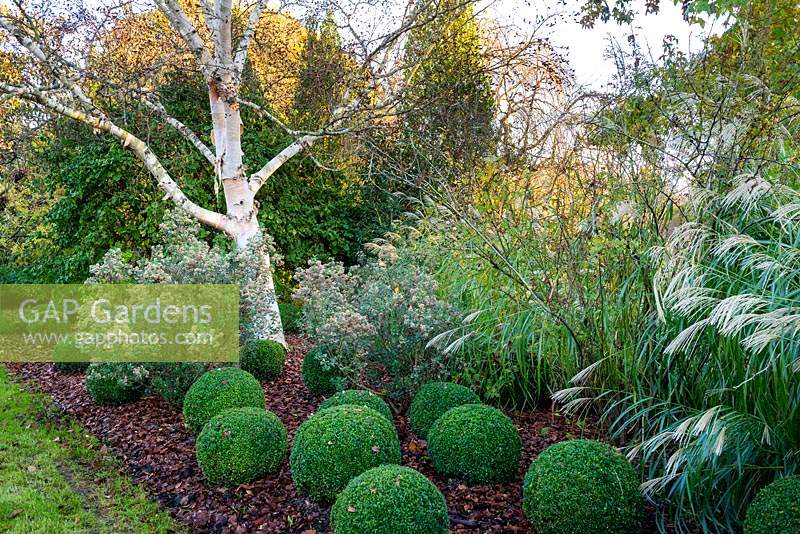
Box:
left=290, top=404, right=401, bottom=502
left=53, top=342, right=89, bottom=373
left=85, top=363, right=146, bottom=406
left=319, top=390, right=393, bottom=422
left=744, top=476, right=800, bottom=534
left=55, top=361, right=89, bottom=373
left=150, top=362, right=207, bottom=408
left=196, top=407, right=287, bottom=486
left=522, top=439, right=644, bottom=534
left=331, top=465, right=449, bottom=534
left=240, top=339, right=286, bottom=381
left=182, top=367, right=265, bottom=434
left=427, top=403, right=521, bottom=484
left=302, top=346, right=344, bottom=395
left=409, top=382, right=481, bottom=438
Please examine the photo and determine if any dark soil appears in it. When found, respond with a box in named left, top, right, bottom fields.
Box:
left=7, top=335, right=637, bottom=533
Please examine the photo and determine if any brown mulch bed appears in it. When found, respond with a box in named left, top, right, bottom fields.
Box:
left=7, top=335, right=616, bottom=533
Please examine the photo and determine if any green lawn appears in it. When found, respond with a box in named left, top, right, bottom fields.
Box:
left=0, top=367, right=182, bottom=534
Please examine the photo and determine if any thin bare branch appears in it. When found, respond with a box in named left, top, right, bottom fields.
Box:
left=234, top=0, right=268, bottom=74
left=0, top=82, right=230, bottom=233
left=139, top=95, right=215, bottom=167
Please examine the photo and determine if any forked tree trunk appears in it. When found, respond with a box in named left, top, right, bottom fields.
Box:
left=210, top=78, right=286, bottom=346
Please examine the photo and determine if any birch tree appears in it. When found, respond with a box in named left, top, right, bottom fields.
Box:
left=0, top=0, right=476, bottom=344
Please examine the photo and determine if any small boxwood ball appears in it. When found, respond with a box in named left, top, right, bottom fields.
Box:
left=290, top=404, right=401, bottom=502
left=522, top=439, right=644, bottom=534
left=53, top=342, right=89, bottom=373
left=427, top=403, right=521, bottom=484
left=744, top=476, right=800, bottom=534
left=182, top=367, right=265, bottom=434
left=150, top=362, right=207, bottom=408
left=302, top=346, right=344, bottom=395
left=240, top=339, right=286, bottom=381
left=331, top=465, right=449, bottom=534
left=196, top=407, right=287, bottom=486
left=409, top=382, right=481, bottom=438
left=85, top=363, right=145, bottom=406
left=54, top=361, right=89, bottom=373
left=319, top=390, right=393, bottom=422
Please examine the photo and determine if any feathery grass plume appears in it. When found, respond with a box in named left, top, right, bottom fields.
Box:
left=557, top=177, right=800, bottom=532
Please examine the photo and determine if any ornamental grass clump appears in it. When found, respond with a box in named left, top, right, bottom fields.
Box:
left=555, top=179, right=800, bottom=531
left=182, top=367, right=265, bottom=433
left=409, top=382, right=481, bottom=438
left=743, top=476, right=800, bottom=534
left=330, top=465, right=449, bottom=534
left=240, top=339, right=286, bottom=381
left=522, top=440, right=644, bottom=534
left=85, top=363, right=148, bottom=405
left=195, top=407, right=287, bottom=486
left=289, top=404, right=401, bottom=502
left=302, top=346, right=344, bottom=395
left=318, top=390, right=393, bottom=422
left=427, top=403, right=520, bottom=484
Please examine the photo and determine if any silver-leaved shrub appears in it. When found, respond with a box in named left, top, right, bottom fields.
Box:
left=87, top=210, right=282, bottom=341
left=293, top=256, right=457, bottom=400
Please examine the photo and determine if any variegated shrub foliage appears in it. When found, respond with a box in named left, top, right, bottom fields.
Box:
left=556, top=174, right=800, bottom=532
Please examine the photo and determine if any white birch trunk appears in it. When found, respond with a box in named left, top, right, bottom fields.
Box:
left=208, top=74, right=286, bottom=346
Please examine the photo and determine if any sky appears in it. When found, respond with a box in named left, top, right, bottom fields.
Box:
left=485, top=0, right=727, bottom=89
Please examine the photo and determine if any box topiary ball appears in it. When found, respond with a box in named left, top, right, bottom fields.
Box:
left=85, top=363, right=147, bottom=406
left=319, top=390, right=393, bottom=422
left=744, top=476, right=800, bottom=534
left=330, top=465, right=449, bottom=534
left=289, top=404, right=401, bottom=502
left=522, top=439, right=644, bottom=534
left=240, top=339, right=286, bottom=381
left=279, top=302, right=303, bottom=333
left=53, top=342, right=89, bottom=373
left=409, top=382, right=481, bottom=439
left=149, top=362, right=207, bottom=408
left=182, top=367, right=265, bottom=434
left=54, top=361, right=90, bottom=373
left=302, top=346, right=344, bottom=395
left=427, top=403, right=521, bottom=484
left=195, top=406, right=287, bottom=486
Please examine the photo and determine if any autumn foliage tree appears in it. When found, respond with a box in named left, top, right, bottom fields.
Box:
left=0, top=0, right=489, bottom=343
left=404, top=0, right=495, bottom=174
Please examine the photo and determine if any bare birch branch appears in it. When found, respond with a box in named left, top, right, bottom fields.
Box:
left=155, top=0, right=213, bottom=76
left=0, top=82, right=231, bottom=233
left=0, top=15, right=97, bottom=114
left=139, top=95, right=216, bottom=166
left=233, top=0, right=268, bottom=74
left=248, top=134, right=320, bottom=192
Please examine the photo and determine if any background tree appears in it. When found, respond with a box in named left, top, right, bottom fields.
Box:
left=293, top=12, right=348, bottom=130
left=0, top=0, right=485, bottom=343
left=403, top=0, right=495, bottom=181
